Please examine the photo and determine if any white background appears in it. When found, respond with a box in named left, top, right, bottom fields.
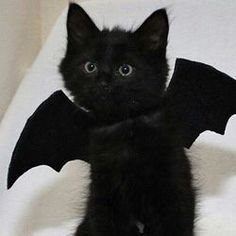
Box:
left=0, top=0, right=73, bottom=121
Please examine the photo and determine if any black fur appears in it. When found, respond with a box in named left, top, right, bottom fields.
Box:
left=60, top=3, right=195, bottom=236
left=60, top=4, right=168, bottom=124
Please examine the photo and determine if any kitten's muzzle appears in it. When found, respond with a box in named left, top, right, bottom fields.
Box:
left=99, top=82, right=112, bottom=93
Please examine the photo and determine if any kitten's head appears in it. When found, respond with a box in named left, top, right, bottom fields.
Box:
left=60, top=3, right=169, bottom=124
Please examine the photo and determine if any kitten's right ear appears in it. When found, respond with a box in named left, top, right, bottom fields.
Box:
left=67, top=3, right=99, bottom=45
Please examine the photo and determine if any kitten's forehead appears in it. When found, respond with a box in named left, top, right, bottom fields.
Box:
left=91, top=28, right=136, bottom=63
left=102, top=28, right=131, bottom=43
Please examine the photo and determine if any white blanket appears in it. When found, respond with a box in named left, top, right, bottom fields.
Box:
left=0, top=0, right=236, bottom=235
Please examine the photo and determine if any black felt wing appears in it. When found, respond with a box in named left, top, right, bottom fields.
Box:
left=7, top=90, right=94, bottom=189
left=166, top=59, right=236, bottom=148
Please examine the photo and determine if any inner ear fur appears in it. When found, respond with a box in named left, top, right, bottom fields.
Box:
left=134, top=9, right=169, bottom=52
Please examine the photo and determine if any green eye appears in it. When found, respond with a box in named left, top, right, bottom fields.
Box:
left=118, top=64, right=133, bottom=77
left=84, top=62, right=97, bottom=73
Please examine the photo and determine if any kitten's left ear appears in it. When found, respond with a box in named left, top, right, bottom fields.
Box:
left=134, top=9, right=169, bottom=52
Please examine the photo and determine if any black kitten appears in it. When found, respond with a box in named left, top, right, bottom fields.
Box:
left=60, top=3, right=195, bottom=236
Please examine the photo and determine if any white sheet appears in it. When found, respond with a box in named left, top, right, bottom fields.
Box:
left=0, top=0, right=236, bottom=235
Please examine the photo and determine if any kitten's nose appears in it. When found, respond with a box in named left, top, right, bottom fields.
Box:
left=100, top=81, right=111, bottom=93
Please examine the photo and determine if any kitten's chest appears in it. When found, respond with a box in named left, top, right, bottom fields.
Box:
left=109, top=160, right=156, bottom=200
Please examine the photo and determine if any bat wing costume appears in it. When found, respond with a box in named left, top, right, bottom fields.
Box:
left=7, top=59, right=236, bottom=189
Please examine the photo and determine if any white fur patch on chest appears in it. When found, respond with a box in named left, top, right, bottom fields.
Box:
left=136, top=220, right=145, bottom=234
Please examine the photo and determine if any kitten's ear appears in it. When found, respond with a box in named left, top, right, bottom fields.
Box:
left=134, top=9, right=169, bottom=52
left=67, top=3, right=99, bottom=45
